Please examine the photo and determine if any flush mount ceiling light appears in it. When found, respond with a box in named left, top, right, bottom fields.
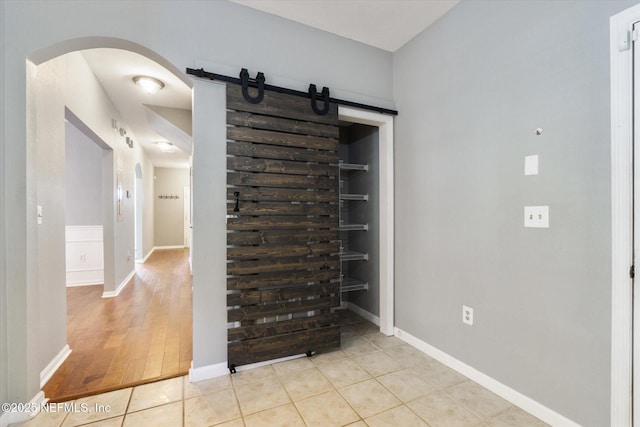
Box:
left=133, top=75, right=165, bottom=94
left=155, top=141, right=175, bottom=152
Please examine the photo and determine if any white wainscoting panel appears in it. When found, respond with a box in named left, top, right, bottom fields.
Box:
left=65, top=225, right=104, bottom=286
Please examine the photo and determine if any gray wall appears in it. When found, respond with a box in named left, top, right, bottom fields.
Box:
left=341, top=125, right=380, bottom=316
left=65, top=121, right=103, bottom=226
left=34, top=57, right=70, bottom=384
left=393, top=1, right=636, bottom=425
left=154, top=167, right=189, bottom=247
left=1, top=0, right=393, bottom=405
left=140, top=156, right=156, bottom=259
left=191, top=80, right=228, bottom=369
left=0, top=0, right=7, bottom=414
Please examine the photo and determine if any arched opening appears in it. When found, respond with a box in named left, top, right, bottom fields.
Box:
left=27, top=37, right=194, bottom=402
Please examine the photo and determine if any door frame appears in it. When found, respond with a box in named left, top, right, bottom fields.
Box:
left=338, top=106, right=395, bottom=336
left=134, top=163, right=143, bottom=262
left=611, top=3, right=640, bottom=425
left=183, top=186, right=191, bottom=248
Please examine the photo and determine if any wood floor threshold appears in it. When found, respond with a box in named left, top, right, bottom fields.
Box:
left=42, top=249, right=193, bottom=402
left=46, top=371, right=189, bottom=403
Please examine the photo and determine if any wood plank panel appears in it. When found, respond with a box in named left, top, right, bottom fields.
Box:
left=227, top=216, right=336, bottom=231
left=227, top=243, right=339, bottom=260
left=228, top=172, right=336, bottom=189
left=228, top=313, right=337, bottom=341
left=227, top=269, right=339, bottom=290
left=228, top=141, right=338, bottom=164
left=227, top=111, right=339, bottom=138
left=227, top=127, right=338, bottom=151
left=227, top=156, right=337, bottom=176
left=227, top=282, right=339, bottom=306
left=227, top=326, right=340, bottom=367
left=227, top=256, right=339, bottom=275
left=228, top=296, right=338, bottom=322
left=227, top=230, right=337, bottom=246
left=227, top=188, right=336, bottom=203
left=226, top=84, right=339, bottom=369
left=228, top=201, right=338, bottom=217
left=227, top=84, right=338, bottom=125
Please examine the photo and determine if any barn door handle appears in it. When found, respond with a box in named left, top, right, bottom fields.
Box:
left=233, top=191, right=240, bottom=212
left=240, top=68, right=265, bottom=104
left=309, top=84, right=330, bottom=115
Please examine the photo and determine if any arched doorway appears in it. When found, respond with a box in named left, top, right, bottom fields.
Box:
left=27, top=38, right=194, bottom=402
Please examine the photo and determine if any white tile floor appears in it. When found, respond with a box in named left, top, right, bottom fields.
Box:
left=20, top=328, right=549, bottom=427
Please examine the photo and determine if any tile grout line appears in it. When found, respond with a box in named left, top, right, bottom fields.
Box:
left=306, top=355, right=365, bottom=425
left=274, top=363, right=312, bottom=425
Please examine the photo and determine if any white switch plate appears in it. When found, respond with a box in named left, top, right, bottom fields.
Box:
left=524, top=206, right=549, bottom=228
left=524, top=155, right=539, bottom=175
left=462, top=305, right=474, bottom=326
left=37, top=205, right=43, bottom=225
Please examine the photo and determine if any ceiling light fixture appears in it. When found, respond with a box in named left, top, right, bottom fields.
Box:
left=155, top=141, right=174, bottom=152
left=133, top=75, right=165, bottom=94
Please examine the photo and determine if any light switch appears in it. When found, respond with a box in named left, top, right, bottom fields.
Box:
left=524, top=206, right=549, bottom=228
left=37, top=205, right=43, bottom=225
left=525, top=155, right=538, bottom=176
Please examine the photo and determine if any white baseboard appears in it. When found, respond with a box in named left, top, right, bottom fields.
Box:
left=394, top=327, right=580, bottom=427
left=189, top=361, right=229, bottom=382
left=0, top=391, right=47, bottom=427
left=137, top=247, right=155, bottom=264
left=40, top=344, right=71, bottom=388
left=347, top=302, right=380, bottom=327
left=66, top=281, right=102, bottom=287
left=136, top=246, right=184, bottom=264
left=66, top=267, right=103, bottom=287
left=102, top=269, right=135, bottom=298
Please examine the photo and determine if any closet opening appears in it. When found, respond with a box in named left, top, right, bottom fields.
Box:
left=336, top=107, right=394, bottom=337
left=336, top=122, right=379, bottom=327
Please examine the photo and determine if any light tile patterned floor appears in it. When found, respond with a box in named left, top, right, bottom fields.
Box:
left=21, top=318, right=549, bottom=427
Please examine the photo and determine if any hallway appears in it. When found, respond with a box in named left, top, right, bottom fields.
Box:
left=42, top=249, right=192, bottom=402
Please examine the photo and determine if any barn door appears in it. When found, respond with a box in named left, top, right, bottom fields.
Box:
left=226, top=83, right=341, bottom=370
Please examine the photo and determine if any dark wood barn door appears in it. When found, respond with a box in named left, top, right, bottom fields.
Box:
left=226, top=84, right=341, bottom=370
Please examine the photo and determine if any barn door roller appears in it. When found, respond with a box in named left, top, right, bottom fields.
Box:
left=309, top=84, right=330, bottom=116
left=239, top=68, right=265, bottom=104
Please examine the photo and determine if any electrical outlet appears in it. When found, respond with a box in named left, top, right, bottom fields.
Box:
left=127, top=251, right=132, bottom=261
left=463, top=305, right=474, bottom=326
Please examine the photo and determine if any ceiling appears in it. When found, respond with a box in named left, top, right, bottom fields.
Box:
left=231, top=0, right=460, bottom=52
left=80, top=1, right=458, bottom=169
left=82, top=49, right=193, bottom=169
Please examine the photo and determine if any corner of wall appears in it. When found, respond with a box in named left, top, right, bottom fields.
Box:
left=191, top=80, right=228, bottom=368
left=0, top=0, right=8, bottom=412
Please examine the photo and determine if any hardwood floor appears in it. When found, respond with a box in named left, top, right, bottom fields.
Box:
left=42, top=249, right=192, bottom=402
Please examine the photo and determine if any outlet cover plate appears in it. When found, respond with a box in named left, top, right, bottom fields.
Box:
left=463, top=305, right=473, bottom=326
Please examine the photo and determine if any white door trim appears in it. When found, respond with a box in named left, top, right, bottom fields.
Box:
left=338, top=106, right=394, bottom=336
left=610, top=4, right=640, bottom=426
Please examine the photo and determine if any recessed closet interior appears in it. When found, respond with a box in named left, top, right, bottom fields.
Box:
left=338, top=122, right=380, bottom=319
